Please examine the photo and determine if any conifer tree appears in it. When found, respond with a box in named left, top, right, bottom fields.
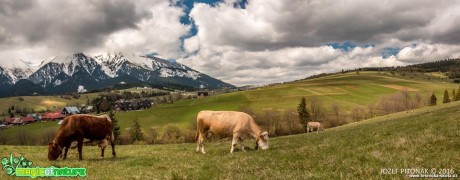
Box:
left=430, top=93, right=437, bottom=106
left=297, top=97, right=311, bottom=132
left=109, top=111, right=121, bottom=141
left=443, top=89, right=450, bottom=104
left=455, top=86, right=460, bottom=101
left=453, top=89, right=457, bottom=101
left=130, top=117, right=144, bottom=142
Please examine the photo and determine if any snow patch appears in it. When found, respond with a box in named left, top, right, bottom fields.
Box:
left=78, top=85, right=87, bottom=93
left=54, top=79, right=63, bottom=86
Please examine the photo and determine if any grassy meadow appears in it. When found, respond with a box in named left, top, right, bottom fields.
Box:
left=0, top=101, right=459, bottom=179
left=0, top=71, right=459, bottom=143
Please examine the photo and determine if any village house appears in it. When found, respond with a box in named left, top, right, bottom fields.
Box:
left=62, top=106, right=81, bottom=116
left=41, top=111, right=66, bottom=121
left=80, top=105, right=94, bottom=114
left=197, top=91, right=209, bottom=98
left=113, top=99, right=152, bottom=111
left=2, top=116, right=36, bottom=126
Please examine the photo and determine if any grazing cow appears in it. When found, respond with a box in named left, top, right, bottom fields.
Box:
left=196, top=110, right=269, bottom=154
left=307, top=121, right=323, bottom=133
left=48, top=114, right=116, bottom=160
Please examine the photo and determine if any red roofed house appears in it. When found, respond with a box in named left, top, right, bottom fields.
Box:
left=21, top=117, right=35, bottom=125
left=41, top=111, right=66, bottom=121
left=11, top=118, right=23, bottom=125
left=3, top=117, right=16, bottom=125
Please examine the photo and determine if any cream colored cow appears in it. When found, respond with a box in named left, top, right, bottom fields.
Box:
left=307, top=121, right=323, bottom=133
left=196, top=110, right=269, bottom=154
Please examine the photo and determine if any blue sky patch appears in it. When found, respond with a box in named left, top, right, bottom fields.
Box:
left=381, top=47, right=401, bottom=59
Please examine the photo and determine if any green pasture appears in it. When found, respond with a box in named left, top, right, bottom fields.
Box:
left=0, top=101, right=459, bottom=179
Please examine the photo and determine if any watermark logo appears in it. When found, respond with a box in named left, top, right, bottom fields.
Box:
left=1, top=154, right=86, bottom=178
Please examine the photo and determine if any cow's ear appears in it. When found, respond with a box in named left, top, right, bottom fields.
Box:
left=48, top=142, right=53, bottom=146
left=260, top=132, right=269, bottom=139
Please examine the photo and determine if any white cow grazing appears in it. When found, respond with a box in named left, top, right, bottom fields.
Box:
left=196, top=110, right=269, bottom=154
left=307, top=122, right=323, bottom=133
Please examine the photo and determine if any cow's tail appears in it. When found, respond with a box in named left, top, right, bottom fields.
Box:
left=195, top=115, right=201, bottom=142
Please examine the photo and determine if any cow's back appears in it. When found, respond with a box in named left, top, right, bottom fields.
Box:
left=197, top=111, right=253, bottom=136
left=60, top=115, right=112, bottom=140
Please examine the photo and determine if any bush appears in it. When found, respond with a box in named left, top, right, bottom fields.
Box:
left=118, top=133, right=132, bottom=145
left=183, top=130, right=196, bottom=143
left=161, top=125, right=183, bottom=144
left=39, top=129, right=56, bottom=145
left=145, top=127, right=158, bottom=144
left=324, top=116, right=347, bottom=128
left=132, top=141, right=147, bottom=145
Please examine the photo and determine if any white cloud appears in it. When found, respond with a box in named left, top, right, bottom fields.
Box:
left=178, top=0, right=460, bottom=86
left=1, top=0, right=460, bottom=87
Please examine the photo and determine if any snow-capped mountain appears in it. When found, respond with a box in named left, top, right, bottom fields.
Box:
left=0, top=52, right=234, bottom=97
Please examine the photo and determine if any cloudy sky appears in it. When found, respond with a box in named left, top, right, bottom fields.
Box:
left=1, top=0, right=460, bottom=86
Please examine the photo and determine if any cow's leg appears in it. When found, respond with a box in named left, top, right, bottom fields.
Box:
left=111, top=139, right=116, bottom=158
left=197, top=133, right=206, bottom=154
left=63, top=146, right=69, bottom=160
left=316, top=127, right=319, bottom=134
left=100, top=147, right=105, bottom=158
left=196, top=132, right=201, bottom=153
left=239, top=137, right=245, bottom=152
left=77, top=138, right=84, bottom=160
left=307, top=126, right=309, bottom=133
left=230, top=133, right=240, bottom=153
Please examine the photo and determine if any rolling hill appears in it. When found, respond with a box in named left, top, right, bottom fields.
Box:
left=0, top=100, right=458, bottom=179
left=0, top=71, right=458, bottom=143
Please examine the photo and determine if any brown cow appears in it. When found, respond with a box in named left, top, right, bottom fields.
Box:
left=48, top=114, right=116, bottom=160
left=307, top=121, right=323, bottom=133
left=196, top=110, right=269, bottom=154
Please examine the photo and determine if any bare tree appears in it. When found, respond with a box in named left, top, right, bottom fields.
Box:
left=309, top=97, right=325, bottom=122
left=401, top=89, right=411, bottom=111
left=415, top=92, right=422, bottom=108
left=332, top=103, right=340, bottom=122
left=367, top=104, right=375, bottom=118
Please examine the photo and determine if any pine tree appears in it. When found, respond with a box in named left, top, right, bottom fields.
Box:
left=456, top=86, right=460, bottom=101
left=109, top=111, right=121, bottom=141
left=7, top=108, right=11, bottom=114
left=430, top=93, right=437, bottom=106
left=453, top=89, right=457, bottom=101
left=297, top=97, right=310, bottom=132
left=443, top=89, right=450, bottom=104
left=130, top=117, right=144, bottom=142
left=99, top=98, right=110, bottom=112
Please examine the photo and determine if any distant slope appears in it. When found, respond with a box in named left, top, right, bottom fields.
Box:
left=1, top=71, right=457, bottom=141
left=114, top=71, right=458, bottom=130
left=0, top=101, right=459, bottom=179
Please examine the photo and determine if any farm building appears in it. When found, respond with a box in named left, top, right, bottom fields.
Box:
left=3, top=117, right=17, bottom=125
left=62, top=106, right=80, bottom=116
left=3, top=117, right=36, bottom=125
left=80, top=106, right=94, bottom=114
left=41, top=111, right=66, bottom=121
left=21, top=116, right=35, bottom=125
left=197, top=91, right=209, bottom=98
left=113, top=99, right=152, bottom=111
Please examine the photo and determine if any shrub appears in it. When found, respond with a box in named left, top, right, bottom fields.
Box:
left=145, top=127, right=158, bottom=144
left=39, top=129, right=56, bottom=145
left=161, top=125, right=183, bottom=144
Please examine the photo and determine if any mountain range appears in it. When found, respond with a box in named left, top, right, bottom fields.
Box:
left=0, top=52, right=235, bottom=97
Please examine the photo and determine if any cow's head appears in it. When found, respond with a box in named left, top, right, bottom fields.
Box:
left=255, top=131, right=269, bottom=150
left=48, top=141, right=62, bottom=160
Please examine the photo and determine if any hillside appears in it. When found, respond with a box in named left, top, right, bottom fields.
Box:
left=0, top=71, right=458, bottom=143
left=0, top=101, right=459, bottom=179
left=114, top=71, right=457, bottom=129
